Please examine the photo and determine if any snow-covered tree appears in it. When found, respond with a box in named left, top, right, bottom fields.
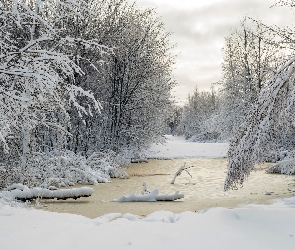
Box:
left=165, top=104, right=183, bottom=135
left=217, top=20, right=280, bottom=140
left=225, top=56, right=295, bottom=190
left=66, top=0, right=176, bottom=155
left=175, top=86, right=219, bottom=140
left=224, top=1, right=295, bottom=189
left=0, top=0, right=105, bottom=186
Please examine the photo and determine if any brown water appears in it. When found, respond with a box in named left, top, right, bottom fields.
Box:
left=40, top=158, right=295, bottom=218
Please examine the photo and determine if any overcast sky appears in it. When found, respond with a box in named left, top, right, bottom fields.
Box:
left=128, top=0, right=294, bottom=105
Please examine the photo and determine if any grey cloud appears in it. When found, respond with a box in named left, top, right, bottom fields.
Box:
left=131, top=0, right=295, bottom=103
left=161, top=0, right=294, bottom=44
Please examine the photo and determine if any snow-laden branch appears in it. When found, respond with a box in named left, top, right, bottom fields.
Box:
left=69, top=85, right=102, bottom=117
left=113, top=182, right=184, bottom=202
left=8, top=0, right=89, bottom=32
left=171, top=162, right=193, bottom=184
left=225, top=55, right=295, bottom=190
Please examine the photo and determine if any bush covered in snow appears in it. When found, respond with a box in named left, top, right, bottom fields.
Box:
left=0, top=150, right=129, bottom=189
left=266, top=150, right=289, bottom=163
left=266, top=151, right=295, bottom=175
left=187, top=132, right=222, bottom=143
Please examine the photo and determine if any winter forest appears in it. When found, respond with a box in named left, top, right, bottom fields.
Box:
left=2, top=1, right=295, bottom=249
left=1, top=0, right=295, bottom=194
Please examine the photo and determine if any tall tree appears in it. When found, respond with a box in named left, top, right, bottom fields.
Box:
left=217, top=20, right=280, bottom=139
left=225, top=1, right=295, bottom=190
left=66, top=0, right=176, bottom=155
left=0, top=0, right=104, bottom=182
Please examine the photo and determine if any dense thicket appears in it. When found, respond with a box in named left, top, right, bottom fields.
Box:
left=175, top=87, right=219, bottom=140
left=67, top=0, right=175, bottom=155
left=0, top=0, right=175, bottom=188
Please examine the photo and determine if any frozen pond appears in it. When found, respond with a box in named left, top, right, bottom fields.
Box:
left=41, top=158, right=295, bottom=218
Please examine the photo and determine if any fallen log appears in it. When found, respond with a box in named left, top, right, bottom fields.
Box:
left=113, top=188, right=184, bottom=202
left=3, top=184, right=94, bottom=202
left=131, top=158, right=148, bottom=163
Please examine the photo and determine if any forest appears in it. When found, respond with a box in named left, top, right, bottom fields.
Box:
left=1, top=0, right=295, bottom=191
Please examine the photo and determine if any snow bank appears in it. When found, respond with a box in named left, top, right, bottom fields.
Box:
left=148, top=135, right=228, bottom=159
left=1, top=197, right=295, bottom=250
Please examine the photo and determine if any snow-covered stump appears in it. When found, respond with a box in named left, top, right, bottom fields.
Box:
left=2, top=184, right=94, bottom=202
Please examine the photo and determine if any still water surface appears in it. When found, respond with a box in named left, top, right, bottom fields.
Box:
left=41, top=158, right=295, bottom=218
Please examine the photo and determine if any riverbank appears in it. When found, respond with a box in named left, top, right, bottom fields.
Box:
left=1, top=136, right=295, bottom=250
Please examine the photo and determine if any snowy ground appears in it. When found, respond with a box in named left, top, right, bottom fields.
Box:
left=148, top=135, right=228, bottom=158
left=1, top=136, right=295, bottom=250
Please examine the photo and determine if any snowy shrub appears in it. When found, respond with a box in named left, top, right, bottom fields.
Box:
left=86, top=151, right=129, bottom=179
left=266, top=151, right=295, bottom=175
left=0, top=150, right=130, bottom=189
left=0, top=165, right=22, bottom=191
left=187, top=132, right=221, bottom=143
left=266, top=150, right=289, bottom=163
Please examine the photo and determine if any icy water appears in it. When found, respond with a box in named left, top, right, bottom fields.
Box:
left=41, top=158, right=295, bottom=218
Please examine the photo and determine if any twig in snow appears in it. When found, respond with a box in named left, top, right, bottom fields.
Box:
left=141, top=182, right=149, bottom=195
